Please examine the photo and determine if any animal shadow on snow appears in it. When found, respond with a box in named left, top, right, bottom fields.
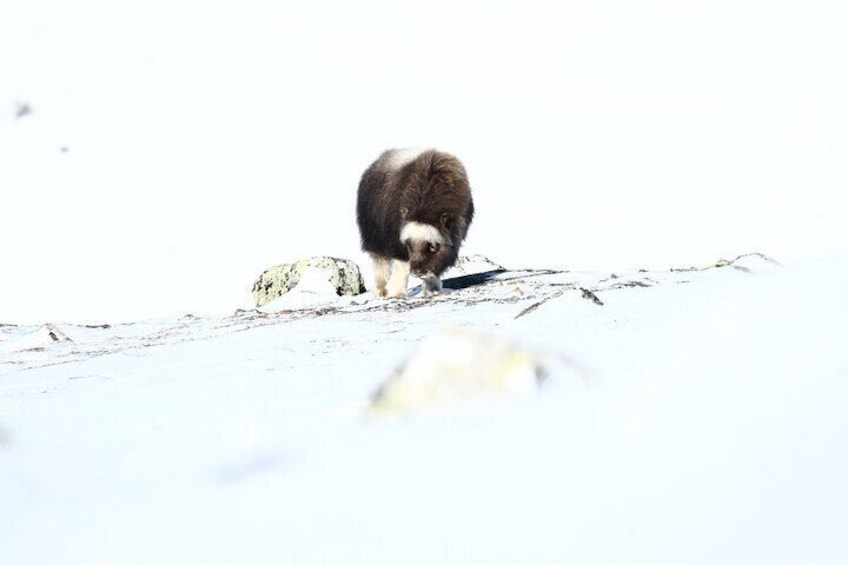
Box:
left=407, top=269, right=507, bottom=298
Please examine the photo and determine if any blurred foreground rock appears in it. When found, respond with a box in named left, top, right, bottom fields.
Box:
left=369, top=327, right=548, bottom=416
left=252, top=257, right=365, bottom=307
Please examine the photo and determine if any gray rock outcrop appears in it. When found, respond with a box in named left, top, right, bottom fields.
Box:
left=252, top=256, right=365, bottom=307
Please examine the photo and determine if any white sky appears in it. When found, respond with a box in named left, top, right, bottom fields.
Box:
left=1, top=0, right=846, bottom=322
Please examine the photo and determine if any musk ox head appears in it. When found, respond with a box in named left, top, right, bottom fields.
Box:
left=399, top=210, right=462, bottom=279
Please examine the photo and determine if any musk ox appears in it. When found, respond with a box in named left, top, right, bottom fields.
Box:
left=356, top=148, right=474, bottom=298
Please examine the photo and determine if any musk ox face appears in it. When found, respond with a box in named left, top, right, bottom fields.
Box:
left=399, top=213, right=459, bottom=279
left=356, top=148, right=474, bottom=299
left=406, top=238, right=448, bottom=278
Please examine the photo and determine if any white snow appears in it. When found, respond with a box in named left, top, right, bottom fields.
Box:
left=2, top=1, right=848, bottom=562
left=2, top=255, right=848, bottom=564
left=2, top=0, right=848, bottom=322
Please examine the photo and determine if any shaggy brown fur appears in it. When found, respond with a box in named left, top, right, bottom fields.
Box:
left=356, top=149, right=474, bottom=298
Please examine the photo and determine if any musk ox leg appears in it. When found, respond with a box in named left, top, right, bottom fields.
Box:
left=369, top=254, right=391, bottom=298
left=385, top=259, right=410, bottom=299
left=421, top=274, right=443, bottom=297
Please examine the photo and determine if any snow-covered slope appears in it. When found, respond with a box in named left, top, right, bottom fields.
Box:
left=3, top=1, right=847, bottom=323
left=3, top=3, right=847, bottom=560
left=2, top=253, right=846, bottom=564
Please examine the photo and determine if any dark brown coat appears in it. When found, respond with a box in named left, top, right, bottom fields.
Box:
left=356, top=149, right=474, bottom=277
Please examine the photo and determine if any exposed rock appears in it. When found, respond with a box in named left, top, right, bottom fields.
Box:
left=580, top=288, right=604, bottom=306
left=709, top=252, right=781, bottom=273
left=513, top=289, right=567, bottom=320
left=369, top=327, right=547, bottom=416
left=257, top=269, right=353, bottom=313
left=444, top=254, right=505, bottom=277
left=43, top=323, right=72, bottom=342
left=14, top=100, right=33, bottom=119
left=0, top=323, right=73, bottom=359
left=252, top=257, right=365, bottom=307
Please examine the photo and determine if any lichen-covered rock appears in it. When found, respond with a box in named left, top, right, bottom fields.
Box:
left=252, top=256, right=365, bottom=307
left=369, top=326, right=547, bottom=416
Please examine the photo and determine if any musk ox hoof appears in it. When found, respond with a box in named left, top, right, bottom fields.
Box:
left=375, top=287, right=407, bottom=299
left=421, top=288, right=440, bottom=298
left=385, top=288, right=408, bottom=299
left=420, top=275, right=443, bottom=298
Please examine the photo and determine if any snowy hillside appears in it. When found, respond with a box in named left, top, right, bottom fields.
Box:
left=3, top=1, right=847, bottom=562
left=2, top=1, right=847, bottom=322
left=2, top=253, right=847, bottom=564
